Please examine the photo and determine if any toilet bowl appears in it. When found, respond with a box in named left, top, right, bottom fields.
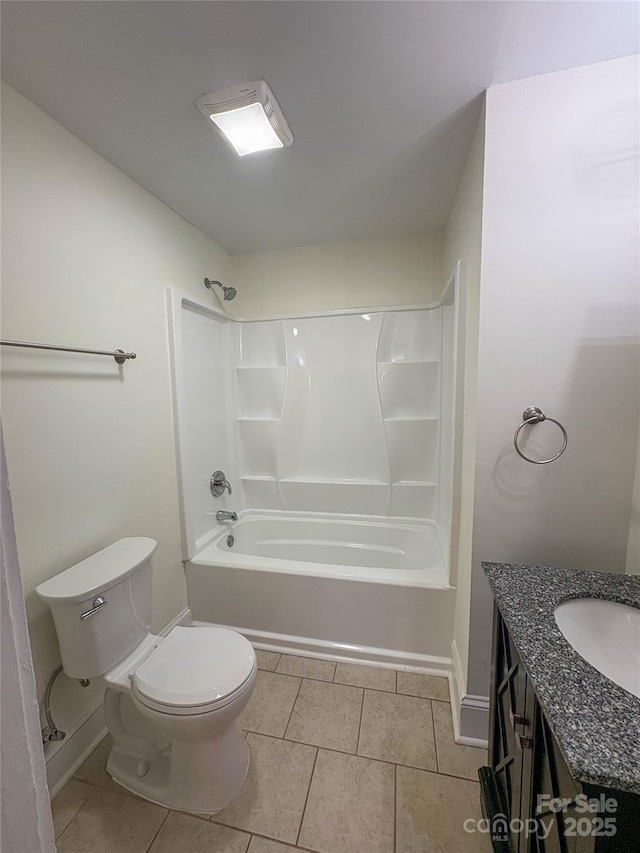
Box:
left=36, top=538, right=257, bottom=814
left=105, top=625, right=257, bottom=813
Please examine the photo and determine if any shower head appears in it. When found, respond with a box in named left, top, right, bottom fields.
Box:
left=204, top=278, right=237, bottom=301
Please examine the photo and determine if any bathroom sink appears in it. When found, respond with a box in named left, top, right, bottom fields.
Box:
left=554, top=598, right=640, bottom=699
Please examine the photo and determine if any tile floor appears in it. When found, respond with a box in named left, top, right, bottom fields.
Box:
left=52, top=651, right=491, bottom=852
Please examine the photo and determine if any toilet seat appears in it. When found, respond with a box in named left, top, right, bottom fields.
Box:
left=132, top=626, right=256, bottom=716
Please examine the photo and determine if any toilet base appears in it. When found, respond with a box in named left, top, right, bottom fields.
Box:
left=107, top=727, right=250, bottom=815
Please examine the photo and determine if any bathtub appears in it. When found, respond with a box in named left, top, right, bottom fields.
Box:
left=186, top=511, right=456, bottom=670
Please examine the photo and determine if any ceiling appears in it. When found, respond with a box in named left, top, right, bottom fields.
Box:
left=2, top=1, right=638, bottom=254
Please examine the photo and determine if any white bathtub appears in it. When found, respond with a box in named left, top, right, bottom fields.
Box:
left=195, top=513, right=447, bottom=584
left=186, top=512, right=456, bottom=670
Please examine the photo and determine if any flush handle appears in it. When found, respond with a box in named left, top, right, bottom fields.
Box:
left=80, top=596, right=108, bottom=620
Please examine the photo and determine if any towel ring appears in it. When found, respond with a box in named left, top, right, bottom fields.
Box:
left=513, top=406, right=568, bottom=464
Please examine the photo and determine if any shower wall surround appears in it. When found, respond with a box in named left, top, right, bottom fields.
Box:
left=168, top=291, right=453, bottom=561
left=238, top=311, right=441, bottom=518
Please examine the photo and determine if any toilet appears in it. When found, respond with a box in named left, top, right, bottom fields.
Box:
left=36, top=537, right=256, bottom=814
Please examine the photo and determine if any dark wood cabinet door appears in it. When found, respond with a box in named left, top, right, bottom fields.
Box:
left=487, top=605, right=531, bottom=849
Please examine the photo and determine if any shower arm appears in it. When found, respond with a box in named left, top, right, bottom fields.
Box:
left=204, top=278, right=237, bottom=302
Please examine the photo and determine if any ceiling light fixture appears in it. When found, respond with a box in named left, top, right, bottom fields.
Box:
left=197, top=81, right=293, bottom=156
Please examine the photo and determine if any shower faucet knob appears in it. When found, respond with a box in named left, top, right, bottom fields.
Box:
left=210, top=470, right=232, bottom=497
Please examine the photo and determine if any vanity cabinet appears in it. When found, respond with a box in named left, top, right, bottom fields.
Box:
left=480, top=605, right=640, bottom=853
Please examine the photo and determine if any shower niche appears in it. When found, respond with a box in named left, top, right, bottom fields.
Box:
left=235, top=322, right=286, bottom=508
left=378, top=311, right=441, bottom=519
left=169, top=289, right=455, bottom=560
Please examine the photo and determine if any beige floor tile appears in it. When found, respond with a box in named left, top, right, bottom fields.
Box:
left=396, top=671, right=450, bottom=701
left=275, top=654, right=336, bottom=682
left=241, top=671, right=301, bottom=737
left=247, top=837, right=299, bottom=853
left=72, top=734, right=123, bottom=793
left=56, top=786, right=167, bottom=853
left=255, top=649, right=281, bottom=672
left=298, top=749, right=395, bottom=853
left=334, top=662, right=396, bottom=692
left=149, top=811, right=250, bottom=853
left=432, top=700, right=488, bottom=781
left=285, top=679, right=363, bottom=753
left=396, top=766, right=491, bottom=853
left=51, top=779, right=93, bottom=839
left=358, top=690, right=436, bottom=770
left=213, top=733, right=316, bottom=844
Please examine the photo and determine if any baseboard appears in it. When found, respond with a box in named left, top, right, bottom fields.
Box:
left=450, top=638, right=489, bottom=747
left=449, top=639, right=464, bottom=736
left=45, top=607, right=192, bottom=797
left=46, top=703, right=108, bottom=797
left=459, top=694, right=490, bottom=747
left=160, top=606, right=193, bottom=634
left=193, top=619, right=452, bottom=676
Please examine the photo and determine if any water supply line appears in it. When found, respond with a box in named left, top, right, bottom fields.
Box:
left=42, top=665, right=66, bottom=743
left=42, top=666, right=91, bottom=744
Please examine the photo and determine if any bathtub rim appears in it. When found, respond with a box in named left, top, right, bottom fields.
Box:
left=190, top=508, right=451, bottom=589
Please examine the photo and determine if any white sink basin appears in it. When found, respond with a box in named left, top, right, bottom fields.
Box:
left=554, top=598, right=640, bottom=699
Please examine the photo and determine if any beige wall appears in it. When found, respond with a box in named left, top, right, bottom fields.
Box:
left=468, top=55, right=639, bottom=710
left=231, top=232, right=444, bottom=318
left=442, top=107, right=485, bottom=717
left=0, top=83, right=233, bottom=737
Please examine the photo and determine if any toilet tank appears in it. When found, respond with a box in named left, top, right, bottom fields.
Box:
left=36, top=538, right=157, bottom=679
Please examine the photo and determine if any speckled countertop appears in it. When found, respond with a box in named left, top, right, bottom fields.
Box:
left=483, top=562, right=640, bottom=795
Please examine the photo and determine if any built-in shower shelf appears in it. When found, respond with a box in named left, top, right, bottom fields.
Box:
left=235, top=365, right=286, bottom=372
left=241, top=475, right=277, bottom=482
left=280, top=477, right=387, bottom=486
left=383, top=416, right=438, bottom=422
left=235, top=366, right=285, bottom=422
left=378, top=360, right=438, bottom=367
left=393, top=480, right=437, bottom=487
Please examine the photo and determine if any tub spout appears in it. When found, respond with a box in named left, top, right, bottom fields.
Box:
left=216, top=510, right=238, bottom=522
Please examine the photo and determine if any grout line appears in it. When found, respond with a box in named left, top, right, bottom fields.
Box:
left=282, top=737, right=362, bottom=757
left=393, top=763, right=397, bottom=853
left=255, top=650, right=282, bottom=673
left=355, top=687, right=366, bottom=756
left=274, top=655, right=336, bottom=682
left=70, top=778, right=139, bottom=799
left=282, top=676, right=304, bottom=740
left=281, top=682, right=364, bottom=755
left=144, top=809, right=170, bottom=853
left=295, top=746, right=319, bottom=847
left=431, top=699, right=441, bottom=773
left=396, top=686, right=450, bottom=701
left=247, top=829, right=320, bottom=852
left=52, top=784, right=93, bottom=840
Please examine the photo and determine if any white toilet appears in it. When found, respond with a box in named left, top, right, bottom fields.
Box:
left=36, top=537, right=256, bottom=814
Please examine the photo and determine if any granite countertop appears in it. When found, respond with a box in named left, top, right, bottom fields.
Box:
left=483, top=562, right=640, bottom=795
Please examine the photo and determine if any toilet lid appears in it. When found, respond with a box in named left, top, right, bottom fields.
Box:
left=133, top=626, right=255, bottom=709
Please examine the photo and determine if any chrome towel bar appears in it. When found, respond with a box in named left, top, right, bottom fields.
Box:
left=513, top=406, right=568, bottom=464
left=0, top=339, right=136, bottom=363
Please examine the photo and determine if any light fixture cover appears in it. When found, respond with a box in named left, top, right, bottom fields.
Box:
left=197, top=81, right=293, bottom=156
